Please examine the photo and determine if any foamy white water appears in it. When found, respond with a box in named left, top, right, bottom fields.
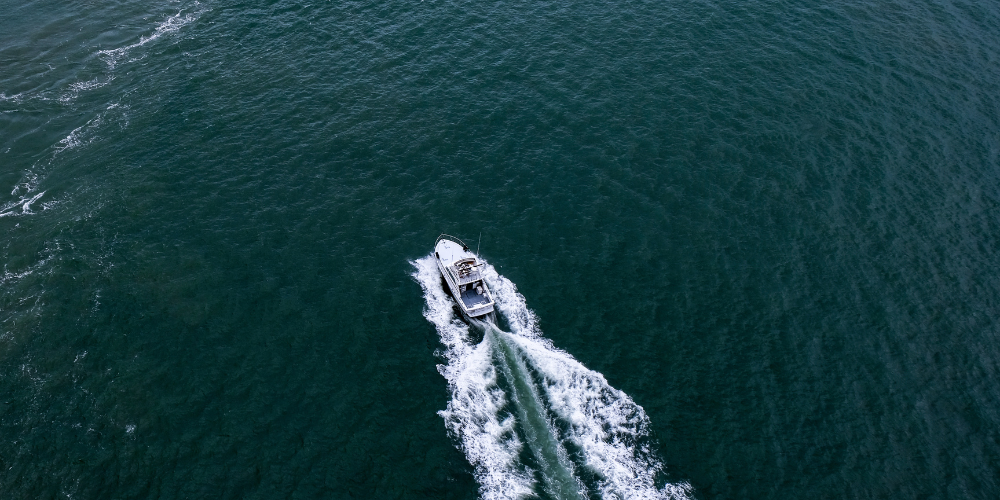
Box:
left=412, top=255, right=692, bottom=500
left=413, top=257, right=535, bottom=500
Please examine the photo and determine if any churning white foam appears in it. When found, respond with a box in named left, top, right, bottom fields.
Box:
left=412, top=255, right=692, bottom=500
left=414, top=257, right=535, bottom=500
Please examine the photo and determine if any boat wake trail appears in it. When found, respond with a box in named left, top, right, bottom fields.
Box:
left=412, top=256, right=692, bottom=500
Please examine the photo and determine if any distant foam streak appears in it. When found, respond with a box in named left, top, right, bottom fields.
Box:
left=2, top=5, right=203, bottom=219
left=97, top=7, right=203, bottom=69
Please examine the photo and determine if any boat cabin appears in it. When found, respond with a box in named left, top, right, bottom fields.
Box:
left=434, top=234, right=496, bottom=319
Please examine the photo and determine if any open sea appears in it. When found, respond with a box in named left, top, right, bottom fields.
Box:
left=2, top=0, right=999, bottom=498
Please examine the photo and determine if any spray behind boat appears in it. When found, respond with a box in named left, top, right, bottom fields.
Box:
left=414, top=254, right=691, bottom=499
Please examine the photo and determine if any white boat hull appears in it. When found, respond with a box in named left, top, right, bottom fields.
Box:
left=434, top=235, right=496, bottom=320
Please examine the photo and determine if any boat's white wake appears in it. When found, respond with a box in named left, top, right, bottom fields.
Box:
left=412, top=256, right=692, bottom=500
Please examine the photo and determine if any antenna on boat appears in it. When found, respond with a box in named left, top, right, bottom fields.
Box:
left=476, top=232, right=482, bottom=259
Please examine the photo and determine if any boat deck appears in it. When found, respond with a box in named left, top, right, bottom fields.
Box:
left=460, top=288, right=491, bottom=309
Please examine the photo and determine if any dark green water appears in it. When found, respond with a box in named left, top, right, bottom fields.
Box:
left=2, top=0, right=999, bottom=498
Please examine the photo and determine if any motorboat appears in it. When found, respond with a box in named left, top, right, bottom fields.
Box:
left=434, top=234, right=496, bottom=321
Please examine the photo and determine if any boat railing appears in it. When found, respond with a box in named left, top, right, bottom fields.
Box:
left=436, top=234, right=469, bottom=250
left=455, top=270, right=483, bottom=285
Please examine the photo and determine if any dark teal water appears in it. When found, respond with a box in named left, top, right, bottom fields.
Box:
left=3, top=0, right=999, bottom=498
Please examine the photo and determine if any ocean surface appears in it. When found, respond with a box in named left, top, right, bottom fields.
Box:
left=2, top=0, right=999, bottom=498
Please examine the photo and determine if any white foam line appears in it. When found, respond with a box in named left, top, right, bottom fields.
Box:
left=481, top=264, right=542, bottom=339
left=2, top=98, right=129, bottom=220
left=0, top=191, right=46, bottom=218
left=97, top=7, right=203, bottom=70
left=0, top=92, right=28, bottom=103
left=20, top=190, right=45, bottom=214
left=52, top=99, right=129, bottom=153
left=59, top=77, right=113, bottom=103
left=10, top=172, right=38, bottom=198
left=54, top=115, right=103, bottom=153
left=0, top=251, right=54, bottom=288
left=4, top=7, right=203, bottom=106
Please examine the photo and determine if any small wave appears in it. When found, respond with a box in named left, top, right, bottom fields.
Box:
left=413, top=255, right=693, bottom=499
